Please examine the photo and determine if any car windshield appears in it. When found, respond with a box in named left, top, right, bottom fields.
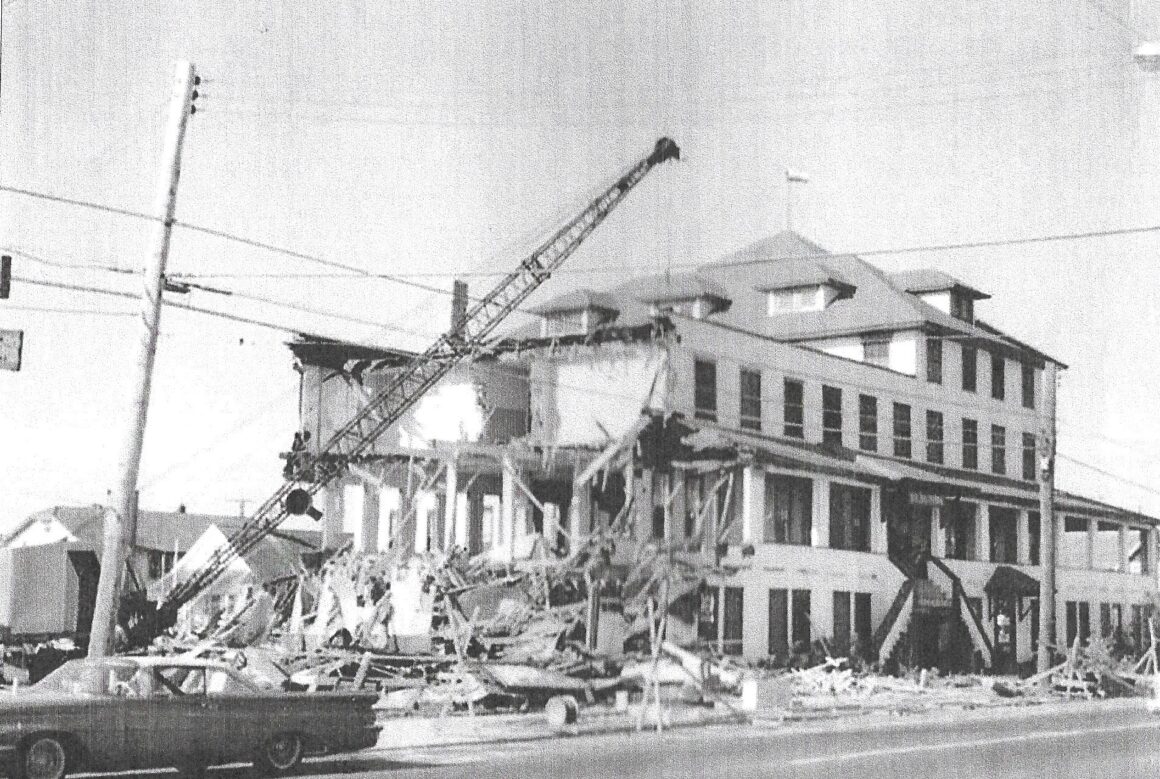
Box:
left=32, top=659, right=137, bottom=697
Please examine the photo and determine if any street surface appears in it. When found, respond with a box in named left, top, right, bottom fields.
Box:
left=74, top=702, right=1160, bottom=778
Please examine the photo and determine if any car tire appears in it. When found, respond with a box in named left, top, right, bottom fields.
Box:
left=254, top=733, right=303, bottom=776
left=16, top=735, right=69, bottom=779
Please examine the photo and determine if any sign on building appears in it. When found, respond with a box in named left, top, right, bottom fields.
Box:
left=0, top=330, right=24, bottom=371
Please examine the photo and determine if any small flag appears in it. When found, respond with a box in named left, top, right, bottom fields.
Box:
left=786, top=170, right=810, bottom=184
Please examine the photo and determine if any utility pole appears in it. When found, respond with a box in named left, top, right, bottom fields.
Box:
left=90, top=61, right=197, bottom=658
left=1036, top=361, right=1058, bottom=676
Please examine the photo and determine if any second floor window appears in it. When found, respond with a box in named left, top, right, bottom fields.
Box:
left=1022, top=364, right=1036, bottom=409
left=784, top=379, right=804, bottom=438
left=991, top=424, right=1007, bottom=475
left=859, top=394, right=878, bottom=452
left=926, top=337, right=943, bottom=384
left=822, top=385, right=843, bottom=447
left=694, top=359, right=717, bottom=421
left=962, top=418, right=978, bottom=470
left=863, top=336, right=890, bottom=367
left=962, top=345, right=977, bottom=392
left=739, top=369, right=762, bottom=431
left=991, top=353, right=1006, bottom=401
left=926, top=410, right=944, bottom=465
left=1022, top=432, right=1037, bottom=481
left=893, top=402, right=912, bottom=459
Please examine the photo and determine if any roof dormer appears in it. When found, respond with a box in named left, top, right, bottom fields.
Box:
left=529, top=288, right=620, bottom=337
left=890, top=269, right=990, bottom=324
left=627, top=273, right=732, bottom=320
left=759, top=270, right=855, bottom=317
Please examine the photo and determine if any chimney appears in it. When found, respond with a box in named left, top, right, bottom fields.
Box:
left=450, top=279, right=468, bottom=340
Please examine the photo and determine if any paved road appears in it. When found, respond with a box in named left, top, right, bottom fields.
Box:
left=81, top=703, right=1160, bottom=778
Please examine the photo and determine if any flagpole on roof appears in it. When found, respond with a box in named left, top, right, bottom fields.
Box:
left=785, top=169, right=809, bottom=232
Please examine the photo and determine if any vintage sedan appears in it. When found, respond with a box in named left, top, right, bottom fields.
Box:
left=0, top=656, right=381, bottom=779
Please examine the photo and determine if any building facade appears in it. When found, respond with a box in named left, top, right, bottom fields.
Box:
left=293, top=230, right=1159, bottom=672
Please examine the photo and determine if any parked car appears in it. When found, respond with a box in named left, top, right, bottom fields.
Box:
left=0, top=656, right=381, bottom=779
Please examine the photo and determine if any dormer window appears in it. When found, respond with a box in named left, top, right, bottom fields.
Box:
left=768, top=285, right=825, bottom=315
left=950, top=293, right=974, bottom=323
left=765, top=278, right=854, bottom=317
left=531, top=288, right=620, bottom=338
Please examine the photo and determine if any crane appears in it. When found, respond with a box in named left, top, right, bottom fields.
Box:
left=123, top=137, right=681, bottom=643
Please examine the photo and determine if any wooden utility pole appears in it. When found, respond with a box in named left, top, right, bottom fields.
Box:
left=1036, top=361, right=1058, bottom=676
left=90, top=61, right=197, bottom=657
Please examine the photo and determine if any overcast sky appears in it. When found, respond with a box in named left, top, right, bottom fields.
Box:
left=2, top=0, right=1160, bottom=526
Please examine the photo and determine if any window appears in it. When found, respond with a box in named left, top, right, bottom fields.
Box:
left=1030, top=599, right=1040, bottom=653
left=1078, top=601, right=1091, bottom=642
left=926, top=337, right=943, bottom=384
left=951, top=293, right=974, bottom=323
left=698, top=585, right=719, bottom=643
left=991, top=353, right=1006, bottom=400
left=893, top=402, right=912, bottom=459
left=962, top=418, right=978, bottom=470
left=739, top=369, right=762, bottom=431
left=863, top=336, right=890, bottom=368
left=768, top=285, right=823, bottom=314
left=783, top=379, right=804, bottom=439
left=944, top=501, right=976, bottom=561
left=651, top=506, right=665, bottom=540
left=854, top=593, right=872, bottom=659
left=1100, top=602, right=1112, bottom=639
left=858, top=394, right=878, bottom=452
left=833, top=591, right=852, bottom=655
left=989, top=505, right=1018, bottom=564
left=991, top=425, right=1006, bottom=475
left=925, top=410, right=944, bottom=464
left=1130, top=528, right=1151, bottom=575
left=154, top=666, right=206, bottom=697
left=1065, top=601, right=1078, bottom=646
left=1022, top=432, right=1037, bottom=481
left=764, top=474, right=813, bottom=545
left=147, top=550, right=176, bottom=580
left=822, top=385, right=842, bottom=447
left=1064, top=515, right=1088, bottom=533
left=829, top=483, right=871, bottom=552
left=1028, top=511, right=1041, bottom=565
left=791, top=589, right=811, bottom=649
left=1021, top=364, right=1036, bottom=409
left=768, top=589, right=788, bottom=658
left=961, top=345, right=977, bottom=392
left=722, top=587, right=744, bottom=655
left=694, top=359, right=717, bottom=421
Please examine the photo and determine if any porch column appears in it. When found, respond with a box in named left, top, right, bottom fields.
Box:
left=811, top=478, right=830, bottom=549
left=442, top=456, right=459, bottom=552
left=502, top=455, right=517, bottom=562
left=1119, top=524, right=1129, bottom=573
left=870, top=486, right=886, bottom=555
left=323, top=481, right=346, bottom=550
left=741, top=465, right=764, bottom=544
left=1085, top=517, right=1096, bottom=570
left=669, top=469, right=687, bottom=542
left=360, top=482, right=380, bottom=553
left=930, top=507, right=946, bottom=559
left=977, top=504, right=991, bottom=563
left=1016, top=509, right=1031, bottom=566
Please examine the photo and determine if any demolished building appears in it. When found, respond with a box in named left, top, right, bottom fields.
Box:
left=287, top=229, right=1160, bottom=674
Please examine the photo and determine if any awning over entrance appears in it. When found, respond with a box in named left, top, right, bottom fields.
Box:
left=983, top=565, right=1040, bottom=598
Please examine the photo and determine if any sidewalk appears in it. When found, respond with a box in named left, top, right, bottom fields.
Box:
left=371, top=694, right=1155, bottom=753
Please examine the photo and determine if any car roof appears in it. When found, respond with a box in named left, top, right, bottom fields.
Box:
left=85, top=656, right=235, bottom=671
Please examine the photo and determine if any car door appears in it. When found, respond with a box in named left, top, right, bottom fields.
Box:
left=202, top=667, right=264, bottom=764
left=124, top=665, right=211, bottom=769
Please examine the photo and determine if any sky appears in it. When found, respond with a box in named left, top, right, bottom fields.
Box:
left=3, top=0, right=1160, bottom=528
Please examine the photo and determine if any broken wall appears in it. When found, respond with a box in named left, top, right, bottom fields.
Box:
left=299, top=360, right=530, bottom=457
left=529, top=343, right=669, bottom=448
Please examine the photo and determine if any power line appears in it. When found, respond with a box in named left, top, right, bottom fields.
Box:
left=166, top=221, right=1160, bottom=281
left=1057, top=452, right=1160, bottom=500
left=0, top=246, right=135, bottom=275
left=0, top=305, right=134, bottom=316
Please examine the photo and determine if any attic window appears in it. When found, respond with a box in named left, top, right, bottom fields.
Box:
left=767, top=285, right=825, bottom=315
left=951, top=293, right=974, bottom=323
